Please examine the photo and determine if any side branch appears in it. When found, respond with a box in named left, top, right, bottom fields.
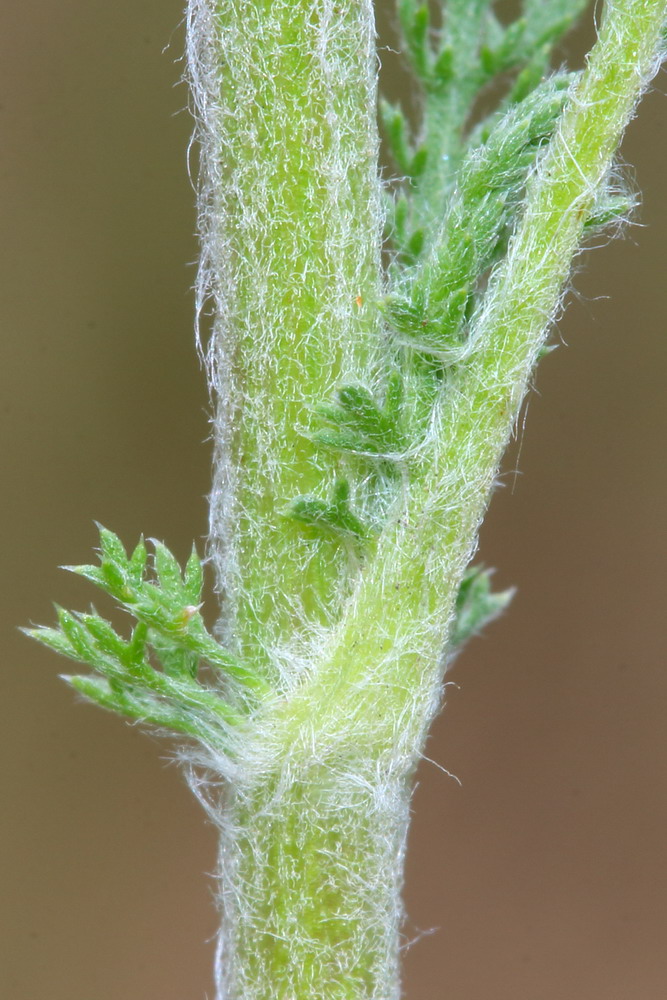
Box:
left=291, top=0, right=667, bottom=752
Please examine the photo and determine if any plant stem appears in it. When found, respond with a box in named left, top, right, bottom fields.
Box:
left=201, top=3, right=665, bottom=998
left=198, top=0, right=384, bottom=668
left=34, top=2, right=666, bottom=998
left=290, top=0, right=667, bottom=749
left=213, top=766, right=409, bottom=1000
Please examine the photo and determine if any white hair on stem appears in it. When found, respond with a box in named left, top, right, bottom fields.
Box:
left=25, top=2, right=666, bottom=997
left=186, top=0, right=385, bottom=663
left=179, top=2, right=667, bottom=998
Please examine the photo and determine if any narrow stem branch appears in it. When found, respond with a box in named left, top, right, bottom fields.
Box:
left=293, top=0, right=666, bottom=749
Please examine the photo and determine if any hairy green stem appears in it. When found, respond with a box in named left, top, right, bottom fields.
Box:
left=216, top=3, right=665, bottom=997
left=31, top=2, right=666, bottom=998
left=204, top=0, right=384, bottom=666
left=214, top=767, right=409, bottom=1000
left=295, top=0, right=666, bottom=746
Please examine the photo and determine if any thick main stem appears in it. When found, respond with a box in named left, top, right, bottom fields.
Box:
left=194, top=0, right=384, bottom=666
left=212, top=758, right=411, bottom=1000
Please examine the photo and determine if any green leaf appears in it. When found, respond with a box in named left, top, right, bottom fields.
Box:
left=127, top=622, right=148, bottom=666
left=64, top=675, right=202, bottom=737
left=77, top=613, right=128, bottom=661
left=450, top=567, right=515, bottom=652
left=56, top=607, right=97, bottom=662
left=432, top=45, right=453, bottom=84
left=509, top=48, right=552, bottom=105
left=379, top=100, right=413, bottom=176
left=312, top=373, right=405, bottom=457
left=398, top=1, right=431, bottom=79
left=128, top=538, right=147, bottom=584
left=288, top=479, right=368, bottom=547
left=24, top=626, right=74, bottom=659
left=493, top=17, right=528, bottom=73
left=153, top=540, right=185, bottom=599
left=409, top=147, right=428, bottom=180
left=388, top=75, right=576, bottom=356
left=26, top=527, right=269, bottom=739
left=405, top=227, right=425, bottom=261
left=96, top=526, right=128, bottom=568
left=385, top=194, right=427, bottom=264
left=100, top=559, right=128, bottom=596
left=183, top=547, right=204, bottom=604
left=585, top=192, right=636, bottom=231
left=537, top=342, right=559, bottom=362
left=150, top=630, right=199, bottom=680
left=480, top=44, right=498, bottom=77
left=522, top=0, right=589, bottom=51
left=64, top=564, right=107, bottom=588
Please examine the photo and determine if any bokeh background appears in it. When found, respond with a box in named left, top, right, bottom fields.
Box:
left=2, top=3, right=666, bottom=998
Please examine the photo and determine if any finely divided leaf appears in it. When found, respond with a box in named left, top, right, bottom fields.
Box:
left=27, top=526, right=267, bottom=739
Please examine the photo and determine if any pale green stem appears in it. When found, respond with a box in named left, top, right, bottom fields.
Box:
left=296, top=0, right=666, bottom=745
left=207, top=0, right=383, bottom=668
left=207, top=2, right=665, bottom=999
left=214, top=765, right=409, bottom=1000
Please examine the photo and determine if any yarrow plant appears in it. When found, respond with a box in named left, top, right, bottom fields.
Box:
left=28, top=1, right=666, bottom=997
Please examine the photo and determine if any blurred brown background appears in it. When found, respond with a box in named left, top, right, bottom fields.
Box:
left=1, top=3, right=666, bottom=998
